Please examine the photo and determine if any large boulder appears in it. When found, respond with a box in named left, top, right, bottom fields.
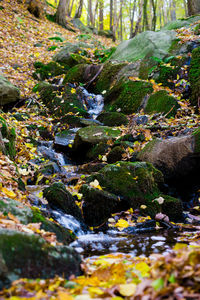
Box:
left=138, top=127, right=200, bottom=179
left=110, top=30, right=177, bottom=64
left=0, top=229, right=81, bottom=289
left=82, top=161, right=182, bottom=222
left=0, top=75, right=20, bottom=106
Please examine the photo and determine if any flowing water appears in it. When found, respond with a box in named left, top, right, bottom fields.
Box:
left=29, top=87, right=197, bottom=259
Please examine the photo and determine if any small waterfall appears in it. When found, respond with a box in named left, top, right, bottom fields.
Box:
left=77, top=86, right=104, bottom=119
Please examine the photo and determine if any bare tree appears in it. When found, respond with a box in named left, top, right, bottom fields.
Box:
left=99, top=0, right=104, bottom=30
left=75, top=0, right=83, bottom=18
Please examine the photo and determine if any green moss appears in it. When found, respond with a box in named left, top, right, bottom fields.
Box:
left=107, top=146, right=125, bottom=163
left=86, top=161, right=163, bottom=209
left=97, top=112, right=128, bottom=126
left=189, top=47, right=200, bottom=107
left=86, top=142, right=108, bottom=160
left=194, top=24, right=200, bottom=35
left=193, top=127, right=200, bottom=153
left=161, top=195, right=183, bottom=221
left=33, top=61, right=66, bottom=80
left=64, top=64, right=88, bottom=84
left=145, top=90, right=180, bottom=117
left=94, top=62, right=127, bottom=93
left=105, top=79, right=153, bottom=114
left=0, top=118, right=16, bottom=160
left=0, top=229, right=81, bottom=285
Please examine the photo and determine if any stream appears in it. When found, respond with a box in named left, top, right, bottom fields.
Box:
left=28, top=86, right=198, bottom=260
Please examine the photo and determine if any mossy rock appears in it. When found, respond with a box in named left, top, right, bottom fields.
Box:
left=58, top=114, right=82, bottom=127
left=86, top=161, right=163, bottom=210
left=72, top=125, right=120, bottom=159
left=107, top=145, right=126, bottom=163
left=31, top=207, right=75, bottom=244
left=36, top=82, right=88, bottom=118
left=96, top=112, right=129, bottom=126
left=145, top=90, right=180, bottom=117
left=81, top=184, right=123, bottom=226
left=0, top=198, right=33, bottom=224
left=0, top=229, right=81, bottom=288
left=189, top=47, right=200, bottom=107
left=64, top=64, right=88, bottom=84
left=160, top=195, right=183, bottom=221
left=105, top=79, right=153, bottom=114
left=33, top=61, right=66, bottom=81
left=86, top=141, right=109, bottom=160
left=194, top=23, right=200, bottom=35
left=193, top=127, right=200, bottom=153
left=0, top=118, right=16, bottom=160
left=43, top=182, right=83, bottom=221
left=0, top=75, right=20, bottom=106
left=94, top=62, right=127, bottom=93
left=0, top=198, right=75, bottom=244
left=110, top=30, right=177, bottom=63
left=53, top=42, right=90, bottom=65
left=161, top=15, right=200, bottom=31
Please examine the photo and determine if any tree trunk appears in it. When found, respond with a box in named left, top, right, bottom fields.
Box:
left=119, top=0, right=123, bottom=40
left=151, top=0, right=157, bottom=31
left=170, top=0, right=176, bottom=21
left=133, top=0, right=143, bottom=37
left=187, top=0, right=200, bottom=15
left=130, top=0, right=137, bottom=38
left=75, top=0, right=83, bottom=18
left=113, top=0, right=117, bottom=41
left=110, top=0, right=113, bottom=31
left=87, top=0, right=94, bottom=26
left=55, top=0, right=68, bottom=26
left=143, top=0, right=149, bottom=31
left=99, top=0, right=104, bottom=30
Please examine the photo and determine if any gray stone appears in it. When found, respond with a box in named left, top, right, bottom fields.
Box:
left=0, top=75, right=20, bottom=106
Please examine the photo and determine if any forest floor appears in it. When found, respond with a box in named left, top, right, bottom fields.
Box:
left=0, top=1, right=200, bottom=299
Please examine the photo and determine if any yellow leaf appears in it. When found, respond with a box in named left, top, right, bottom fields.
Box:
left=173, top=243, right=188, bottom=251
left=119, top=283, right=136, bottom=296
left=89, top=179, right=102, bottom=190
left=88, top=287, right=104, bottom=296
left=115, top=219, right=129, bottom=229
left=1, top=187, right=17, bottom=199
left=57, top=291, right=74, bottom=300
left=135, top=262, right=150, bottom=277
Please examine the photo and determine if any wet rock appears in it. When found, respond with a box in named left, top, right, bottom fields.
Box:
left=0, top=229, right=81, bottom=288
left=131, top=115, right=149, bottom=125
left=0, top=75, right=20, bottom=106
left=31, top=207, right=75, bottom=244
left=97, top=112, right=128, bottom=126
left=137, top=129, right=200, bottom=179
left=43, top=182, right=83, bottom=221
left=0, top=198, right=75, bottom=244
left=81, top=184, right=123, bottom=226
left=79, top=162, right=107, bottom=174
left=124, top=220, right=156, bottom=234
left=86, top=141, right=109, bottom=161
left=54, top=129, right=77, bottom=151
